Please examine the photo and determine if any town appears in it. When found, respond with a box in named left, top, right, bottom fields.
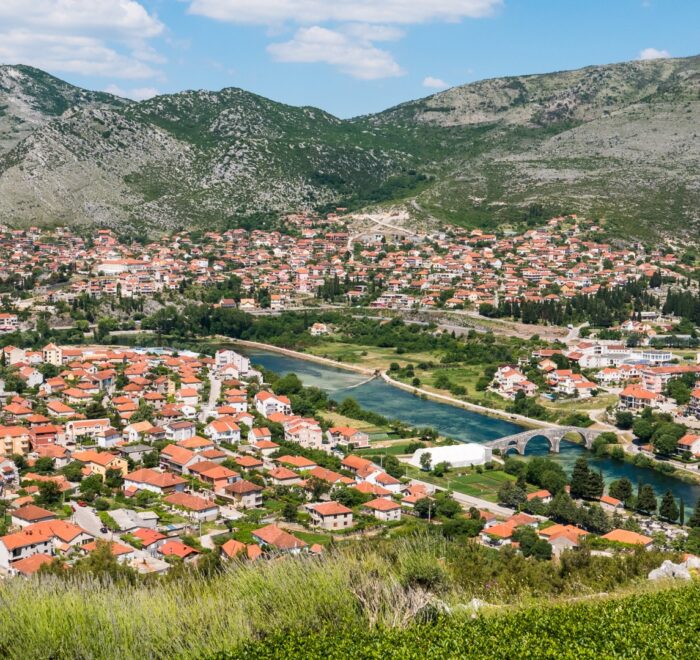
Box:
left=0, top=212, right=699, bottom=578
left=0, top=336, right=697, bottom=579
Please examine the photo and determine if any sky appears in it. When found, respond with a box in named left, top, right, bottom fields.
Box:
left=0, top=0, right=698, bottom=117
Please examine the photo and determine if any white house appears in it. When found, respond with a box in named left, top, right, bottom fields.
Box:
left=363, top=498, right=401, bottom=522
left=254, top=391, right=292, bottom=418
left=205, top=417, right=241, bottom=443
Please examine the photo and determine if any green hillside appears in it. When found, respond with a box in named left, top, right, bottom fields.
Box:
left=0, top=535, right=691, bottom=659
left=0, top=55, right=699, bottom=240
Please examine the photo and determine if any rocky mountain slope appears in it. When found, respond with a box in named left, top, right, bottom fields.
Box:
left=373, top=55, right=700, bottom=241
left=0, top=65, right=126, bottom=154
left=0, top=56, right=698, bottom=240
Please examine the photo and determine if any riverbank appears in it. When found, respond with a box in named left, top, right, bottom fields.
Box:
left=226, top=337, right=550, bottom=431
left=381, top=371, right=553, bottom=432
left=221, top=338, right=377, bottom=377
left=620, top=443, right=700, bottom=486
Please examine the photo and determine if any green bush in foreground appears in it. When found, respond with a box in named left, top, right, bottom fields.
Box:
left=227, top=581, right=700, bottom=659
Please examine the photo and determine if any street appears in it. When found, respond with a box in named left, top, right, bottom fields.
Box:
left=72, top=505, right=111, bottom=540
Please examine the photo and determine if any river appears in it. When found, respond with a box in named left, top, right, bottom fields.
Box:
left=244, top=348, right=700, bottom=507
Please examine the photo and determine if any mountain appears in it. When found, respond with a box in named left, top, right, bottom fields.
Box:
left=373, top=55, right=700, bottom=241
left=0, top=65, right=126, bottom=154
left=0, top=56, right=699, bottom=240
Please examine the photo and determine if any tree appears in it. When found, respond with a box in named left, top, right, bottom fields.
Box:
left=33, top=457, right=55, bottom=474
left=609, top=477, right=633, bottom=504
left=80, top=474, right=104, bottom=501
left=632, top=418, right=654, bottom=442
left=547, top=491, right=579, bottom=525
left=36, top=480, right=62, bottom=506
left=11, top=454, right=27, bottom=472
left=61, top=461, right=84, bottom=482
left=637, top=484, right=657, bottom=514
left=382, top=455, right=404, bottom=479
left=104, top=468, right=124, bottom=490
left=570, top=457, right=591, bottom=500
left=513, top=526, right=552, bottom=561
left=432, top=462, right=450, bottom=478
left=586, top=470, right=605, bottom=500
left=688, top=500, right=700, bottom=528
left=142, top=451, right=159, bottom=468
left=73, top=541, right=136, bottom=584
left=419, top=452, right=432, bottom=471
left=680, top=499, right=686, bottom=526
left=434, top=492, right=461, bottom=519
left=498, top=481, right=526, bottom=508
left=659, top=490, right=679, bottom=522
left=686, top=528, right=700, bottom=555
left=281, top=501, right=298, bottom=522
left=531, top=538, right=553, bottom=561
left=653, top=433, right=679, bottom=456
left=585, top=504, right=612, bottom=534
left=441, top=518, right=482, bottom=539
left=539, top=469, right=567, bottom=495
left=414, top=497, right=436, bottom=519
left=307, top=477, right=331, bottom=502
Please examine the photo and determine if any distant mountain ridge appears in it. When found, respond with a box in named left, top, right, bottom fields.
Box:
left=0, top=55, right=699, bottom=240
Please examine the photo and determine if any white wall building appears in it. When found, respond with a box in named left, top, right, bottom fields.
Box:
left=409, top=443, right=492, bottom=470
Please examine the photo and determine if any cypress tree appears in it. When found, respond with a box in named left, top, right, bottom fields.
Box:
left=659, top=490, right=679, bottom=522
left=688, top=500, right=700, bottom=528
left=570, top=457, right=590, bottom=500
left=637, top=484, right=657, bottom=515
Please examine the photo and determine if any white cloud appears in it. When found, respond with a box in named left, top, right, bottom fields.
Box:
left=0, top=31, right=158, bottom=79
left=423, top=76, right=449, bottom=89
left=638, top=47, right=671, bottom=60
left=104, top=84, right=159, bottom=100
left=0, top=0, right=163, bottom=38
left=268, top=26, right=404, bottom=79
left=0, top=1, right=164, bottom=80
left=188, top=0, right=501, bottom=25
left=189, top=0, right=500, bottom=79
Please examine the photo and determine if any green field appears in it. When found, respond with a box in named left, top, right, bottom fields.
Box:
left=404, top=466, right=518, bottom=502
left=357, top=442, right=417, bottom=457
left=307, top=340, right=438, bottom=370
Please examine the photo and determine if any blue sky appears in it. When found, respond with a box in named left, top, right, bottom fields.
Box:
left=0, top=0, right=698, bottom=117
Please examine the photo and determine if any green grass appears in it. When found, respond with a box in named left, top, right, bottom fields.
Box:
left=307, top=341, right=438, bottom=371
left=229, top=581, right=700, bottom=659
left=292, top=530, right=332, bottom=546
left=404, top=465, right=517, bottom=502
left=0, top=533, right=683, bottom=658
left=357, top=442, right=416, bottom=457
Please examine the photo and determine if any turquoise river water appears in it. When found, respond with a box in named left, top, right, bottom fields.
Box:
left=244, top=348, right=700, bottom=507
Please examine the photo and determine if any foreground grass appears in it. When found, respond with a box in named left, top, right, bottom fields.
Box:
left=0, top=535, right=684, bottom=659
left=228, top=581, right=700, bottom=659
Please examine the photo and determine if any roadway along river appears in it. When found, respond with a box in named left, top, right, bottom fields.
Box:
left=244, top=348, right=700, bottom=507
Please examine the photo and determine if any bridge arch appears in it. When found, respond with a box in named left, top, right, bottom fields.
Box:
left=487, top=426, right=602, bottom=456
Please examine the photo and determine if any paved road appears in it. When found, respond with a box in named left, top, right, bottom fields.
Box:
left=72, top=506, right=111, bottom=539
left=199, top=372, right=222, bottom=422
left=565, top=322, right=589, bottom=344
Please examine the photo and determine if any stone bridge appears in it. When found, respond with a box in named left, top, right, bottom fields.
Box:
left=485, top=426, right=605, bottom=456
